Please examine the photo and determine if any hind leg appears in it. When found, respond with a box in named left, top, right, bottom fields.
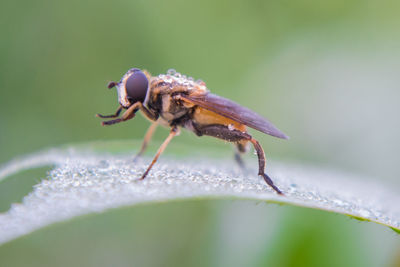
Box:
left=194, top=124, right=283, bottom=195
left=248, top=138, right=283, bottom=195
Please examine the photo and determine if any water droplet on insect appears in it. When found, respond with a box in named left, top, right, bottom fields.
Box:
left=167, top=69, right=176, bottom=75
left=164, top=75, right=172, bottom=83
left=228, top=124, right=234, bottom=131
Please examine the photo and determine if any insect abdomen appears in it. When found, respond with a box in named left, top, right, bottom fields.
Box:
left=192, top=107, right=247, bottom=132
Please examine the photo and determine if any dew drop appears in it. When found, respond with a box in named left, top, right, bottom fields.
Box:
left=164, top=75, right=172, bottom=83
left=167, top=69, right=176, bottom=75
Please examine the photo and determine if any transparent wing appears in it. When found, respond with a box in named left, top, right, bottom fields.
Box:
left=181, top=93, right=289, bottom=139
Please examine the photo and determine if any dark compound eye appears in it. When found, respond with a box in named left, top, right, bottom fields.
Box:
left=125, top=70, right=149, bottom=103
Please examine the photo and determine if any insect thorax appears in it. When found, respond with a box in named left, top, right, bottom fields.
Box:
left=145, top=69, right=208, bottom=124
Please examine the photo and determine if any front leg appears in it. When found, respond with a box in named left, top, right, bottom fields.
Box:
left=139, top=105, right=158, bottom=121
left=101, top=102, right=141, bottom=126
left=96, top=106, right=123, bottom=118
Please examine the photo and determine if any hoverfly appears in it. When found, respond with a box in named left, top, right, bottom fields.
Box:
left=97, top=68, right=289, bottom=195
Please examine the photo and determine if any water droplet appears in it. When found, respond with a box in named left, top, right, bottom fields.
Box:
left=164, top=75, right=172, bottom=83
left=97, top=160, right=109, bottom=169
left=1, top=148, right=399, bottom=244
left=167, top=69, right=176, bottom=75
left=228, top=124, right=234, bottom=131
left=359, top=209, right=371, bottom=218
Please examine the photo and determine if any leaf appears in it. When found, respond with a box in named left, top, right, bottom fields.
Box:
left=0, top=142, right=399, bottom=245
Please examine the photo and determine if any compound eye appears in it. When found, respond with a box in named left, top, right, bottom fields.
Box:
left=125, top=70, right=148, bottom=103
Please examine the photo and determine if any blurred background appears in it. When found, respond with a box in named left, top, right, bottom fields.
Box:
left=0, top=0, right=399, bottom=266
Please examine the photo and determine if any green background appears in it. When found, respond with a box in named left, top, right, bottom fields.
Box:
left=1, top=0, right=399, bottom=266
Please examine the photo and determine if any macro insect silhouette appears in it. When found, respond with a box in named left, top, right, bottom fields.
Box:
left=96, top=68, right=289, bottom=195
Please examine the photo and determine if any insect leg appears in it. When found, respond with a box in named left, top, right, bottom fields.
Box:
left=140, top=126, right=179, bottom=180
left=249, top=138, right=283, bottom=195
left=96, top=106, right=123, bottom=118
left=194, top=124, right=252, bottom=141
left=139, top=105, right=158, bottom=121
left=194, top=124, right=247, bottom=168
left=101, top=102, right=140, bottom=126
left=234, top=141, right=248, bottom=171
left=194, top=124, right=283, bottom=195
left=101, top=118, right=123, bottom=126
left=234, top=152, right=245, bottom=169
left=133, top=122, right=158, bottom=161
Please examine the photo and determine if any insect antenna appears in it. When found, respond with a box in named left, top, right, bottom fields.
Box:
left=107, top=81, right=117, bottom=89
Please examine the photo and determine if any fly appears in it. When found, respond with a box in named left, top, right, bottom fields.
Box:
left=96, top=68, right=289, bottom=195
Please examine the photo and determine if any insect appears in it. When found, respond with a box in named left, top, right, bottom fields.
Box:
left=96, top=68, right=289, bottom=195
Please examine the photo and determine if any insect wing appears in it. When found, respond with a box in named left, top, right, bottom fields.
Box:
left=181, top=93, right=289, bottom=139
